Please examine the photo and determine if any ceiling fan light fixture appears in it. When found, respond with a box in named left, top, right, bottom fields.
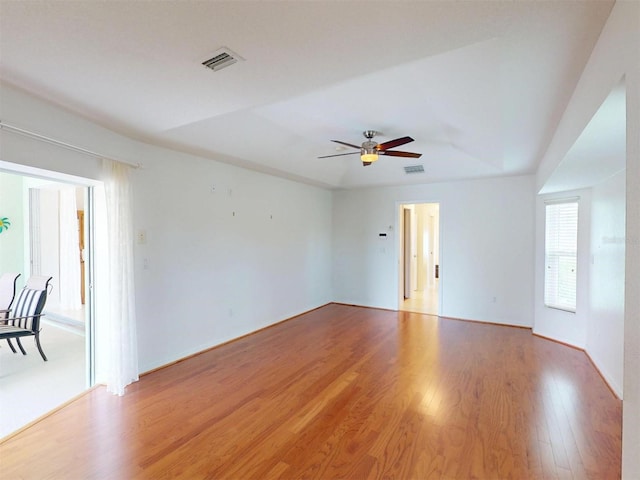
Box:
left=361, top=141, right=379, bottom=163
left=319, top=130, right=420, bottom=164
left=361, top=152, right=379, bottom=163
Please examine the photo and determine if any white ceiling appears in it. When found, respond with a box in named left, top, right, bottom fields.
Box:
left=540, top=80, right=626, bottom=194
left=0, top=1, right=615, bottom=189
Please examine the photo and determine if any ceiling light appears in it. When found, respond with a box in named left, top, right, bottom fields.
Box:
left=361, top=141, right=379, bottom=163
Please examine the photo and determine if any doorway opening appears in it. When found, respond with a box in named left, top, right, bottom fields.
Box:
left=0, top=165, right=96, bottom=437
left=398, top=203, right=440, bottom=315
left=28, top=180, right=87, bottom=330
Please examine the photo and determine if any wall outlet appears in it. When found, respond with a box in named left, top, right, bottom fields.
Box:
left=137, top=230, right=147, bottom=244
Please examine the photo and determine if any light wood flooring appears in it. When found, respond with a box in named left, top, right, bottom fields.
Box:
left=0, top=304, right=621, bottom=479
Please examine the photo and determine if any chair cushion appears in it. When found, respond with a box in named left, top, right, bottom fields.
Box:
left=0, top=325, right=32, bottom=338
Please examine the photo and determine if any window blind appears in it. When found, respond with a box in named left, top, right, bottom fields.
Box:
left=544, top=201, right=578, bottom=312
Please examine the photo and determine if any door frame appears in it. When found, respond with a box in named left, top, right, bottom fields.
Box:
left=396, top=200, right=443, bottom=314
left=403, top=207, right=412, bottom=299
left=0, top=160, right=99, bottom=387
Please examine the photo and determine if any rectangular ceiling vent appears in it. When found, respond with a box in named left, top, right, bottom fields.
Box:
left=202, top=47, right=244, bottom=72
left=404, top=164, right=425, bottom=174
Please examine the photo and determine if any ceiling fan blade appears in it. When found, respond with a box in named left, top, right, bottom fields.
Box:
left=380, top=150, right=422, bottom=158
left=377, top=136, right=414, bottom=151
left=331, top=140, right=361, bottom=149
left=317, top=152, right=359, bottom=159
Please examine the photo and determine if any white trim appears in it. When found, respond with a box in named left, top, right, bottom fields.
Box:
left=544, top=196, right=580, bottom=205
left=0, top=121, right=142, bottom=169
left=0, top=160, right=102, bottom=187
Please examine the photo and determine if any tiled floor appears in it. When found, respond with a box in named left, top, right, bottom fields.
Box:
left=0, top=320, right=86, bottom=438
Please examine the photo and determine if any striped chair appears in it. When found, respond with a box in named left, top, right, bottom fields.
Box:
left=0, top=275, right=52, bottom=361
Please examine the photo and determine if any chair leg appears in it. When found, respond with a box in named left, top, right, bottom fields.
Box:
left=6, top=338, right=17, bottom=353
left=16, top=337, right=27, bottom=355
left=35, top=333, right=48, bottom=361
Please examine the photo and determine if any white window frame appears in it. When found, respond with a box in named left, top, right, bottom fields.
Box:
left=544, top=198, right=579, bottom=313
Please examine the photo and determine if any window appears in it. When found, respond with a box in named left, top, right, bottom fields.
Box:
left=544, top=200, right=578, bottom=312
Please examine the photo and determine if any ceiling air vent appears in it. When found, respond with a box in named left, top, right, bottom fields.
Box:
left=404, top=165, right=425, bottom=174
left=202, top=47, right=244, bottom=72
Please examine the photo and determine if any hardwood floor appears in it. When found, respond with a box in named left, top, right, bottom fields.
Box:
left=0, top=304, right=621, bottom=479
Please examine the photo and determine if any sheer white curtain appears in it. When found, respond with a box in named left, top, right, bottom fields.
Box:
left=58, top=187, right=82, bottom=310
left=95, top=159, right=139, bottom=395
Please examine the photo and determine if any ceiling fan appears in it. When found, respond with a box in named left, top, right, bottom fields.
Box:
left=318, top=130, right=422, bottom=166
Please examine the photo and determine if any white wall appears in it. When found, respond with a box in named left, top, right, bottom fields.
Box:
left=626, top=67, right=640, bottom=479
left=534, top=1, right=639, bottom=474
left=333, top=175, right=535, bottom=327
left=132, top=144, right=332, bottom=371
left=533, top=188, right=591, bottom=348
left=534, top=173, right=626, bottom=399
left=0, top=82, right=333, bottom=374
left=587, top=170, right=626, bottom=397
left=534, top=165, right=626, bottom=401
left=35, top=188, right=61, bottom=308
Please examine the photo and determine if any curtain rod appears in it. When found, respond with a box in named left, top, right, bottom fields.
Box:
left=0, top=120, right=142, bottom=169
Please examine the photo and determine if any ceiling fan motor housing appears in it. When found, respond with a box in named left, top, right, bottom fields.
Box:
left=361, top=140, right=378, bottom=154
